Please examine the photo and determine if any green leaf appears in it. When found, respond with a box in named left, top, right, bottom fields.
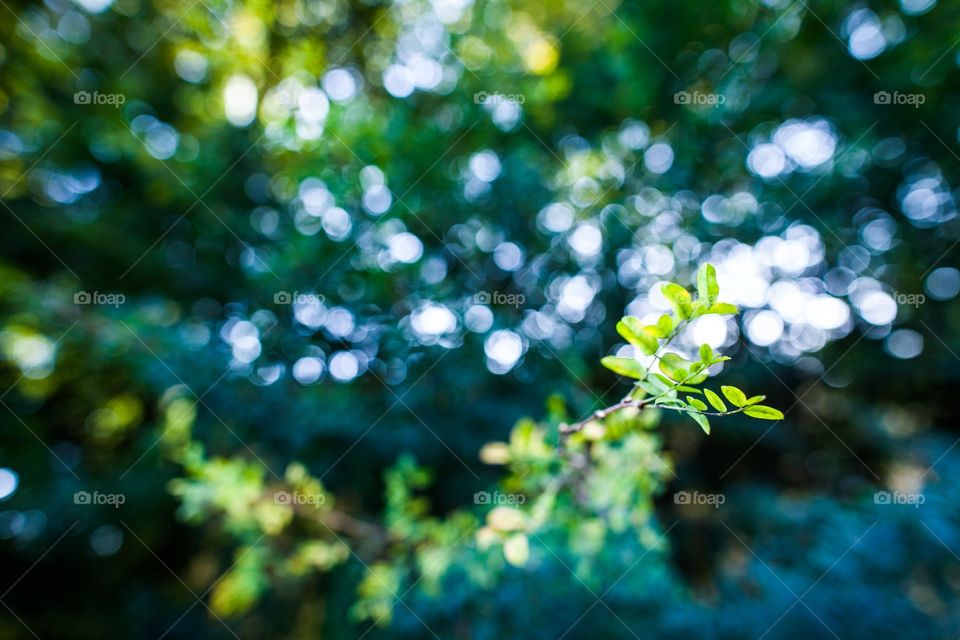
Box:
left=637, top=380, right=662, bottom=396
left=686, top=396, right=707, bottom=411
left=677, top=386, right=701, bottom=394
left=659, top=353, right=691, bottom=381
left=744, top=395, right=766, bottom=405
left=655, top=397, right=685, bottom=407
left=707, top=302, right=738, bottom=315
left=689, top=411, right=710, bottom=434
left=601, top=356, right=647, bottom=379
left=697, top=263, right=719, bottom=306
left=661, top=283, right=693, bottom=319
left=699, top=343, right=713, bottom=363
left=617, top=317, right=659, bottom=355
left=654, top=314, right=674, bottom=338
left=650, top=373, right=674, bottom=391
left=743, top=405, right=784, bottom=420
left=704, top=389, right=727, bottom=412
left=616, top=316, right=643, bottom=341
left=629, top=385, right=648, bottom=401
left=721, top=385, right=748, bottom=407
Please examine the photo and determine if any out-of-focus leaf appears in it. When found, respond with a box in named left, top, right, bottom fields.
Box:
left=503, top=533, right=530, bottom=567
left=661, top=283, right=693, bottom=319
left=617, top=317, right=659, bottom=355
left=659, top=353, right=690, bottom=381
left=697, top=263, right=719, bottom=305
left=601, top=356, right=647, bottom=379
left=646, top=314, right=674, bottom=338
left=707, top=302, right=738, bottom=315
left=699, top=343, right=713, bottom=363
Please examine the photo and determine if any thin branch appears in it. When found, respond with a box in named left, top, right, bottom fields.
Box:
left=559, top=396, right=646, bottom=436
left=559, top=394, right=744, bottom=438
left=655, top=404, right=745, bottom=417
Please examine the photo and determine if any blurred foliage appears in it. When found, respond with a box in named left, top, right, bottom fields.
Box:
left=1, top=0, right=960, bottom=637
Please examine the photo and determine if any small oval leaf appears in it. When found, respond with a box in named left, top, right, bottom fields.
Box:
left=659, top=353, right=691, bottom=381
left=704, top=389, right=727, bottom=412
left=707, top=302, right=738, bottom=315
left=690, top=411, right=710, bottom=434
left=661, top=283, right=693, bottom=319
left=699, top=343, right=713, bottom=363
left=601, top=356, right=647, bottom=379
left=743, top=405, right=784, bottom=420
left=617, top=317, right=659, bottom=355
left=721, top=385, right=748, bottom=407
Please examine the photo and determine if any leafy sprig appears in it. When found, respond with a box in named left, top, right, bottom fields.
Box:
left=582, top=264, right=783, bottom=435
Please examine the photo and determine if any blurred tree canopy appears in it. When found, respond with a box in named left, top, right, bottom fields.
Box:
left=1, top=0, right=960, bottom=637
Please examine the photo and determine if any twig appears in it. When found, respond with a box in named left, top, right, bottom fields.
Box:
left=559, top=396, right=646, bottom=437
